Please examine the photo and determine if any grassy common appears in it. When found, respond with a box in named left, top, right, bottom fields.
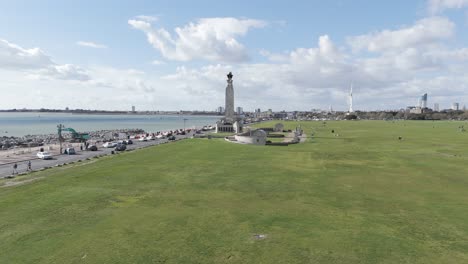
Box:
left=1, top=120, right=468, bottom=263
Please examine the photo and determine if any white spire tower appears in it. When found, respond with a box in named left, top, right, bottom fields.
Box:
left=348, top=83, right=354, bottom=113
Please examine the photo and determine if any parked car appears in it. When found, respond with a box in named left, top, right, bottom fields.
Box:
left=64, top=148, right=76, bottom=155
left=115, top=144, right=127, bottom=151
left=102, top=142, right=117, bottom=148
left=88, top=145, right=98, bottom=151
left=126, top=139, right=133, bottom=145
left=37, top=151, right=52, bottom=160
left=138, top=137, right=147, bottom=142
left=168, top=136, right=176, bottom=140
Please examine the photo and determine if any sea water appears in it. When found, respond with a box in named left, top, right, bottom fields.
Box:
left=0, top=112, right=221, bottom=137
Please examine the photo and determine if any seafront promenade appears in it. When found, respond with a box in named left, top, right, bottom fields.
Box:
left=0, top=131, right=196, bottom=179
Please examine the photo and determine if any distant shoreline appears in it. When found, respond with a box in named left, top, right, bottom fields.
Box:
left=0, top=109, right=223, bottom=116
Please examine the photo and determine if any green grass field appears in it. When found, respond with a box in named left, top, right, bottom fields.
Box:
left=1, top=120, right=468, bottom=263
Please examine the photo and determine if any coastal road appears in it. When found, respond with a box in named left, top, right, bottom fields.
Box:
left=0, top=133, right=195, bottom=179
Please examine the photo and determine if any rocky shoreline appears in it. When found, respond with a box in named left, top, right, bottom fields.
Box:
left=0, top=128, right=146, bottom=150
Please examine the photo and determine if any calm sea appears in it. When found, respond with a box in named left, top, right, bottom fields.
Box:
left=0, top=112, right=221, bottom=137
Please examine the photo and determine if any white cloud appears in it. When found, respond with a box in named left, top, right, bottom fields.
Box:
left=0, top=39, right=90, bottom=81
left=76, top=41, right=107, bottom=49
left=0, top=39, right=52, bottom=69
left=428, top=0, right=468, bottom=13
left=129, top=17, right=267, bottom=62
left=30, top=64, right=90, bottom=81
left=151, top=60, right=165, bottom=65
left=2, top=15, right=468, bottom=111
left=135, top=15, right=159, bottom=22
left=259, top=49, right=289, bottom=62
left=347, top=17, right=454, bottom=52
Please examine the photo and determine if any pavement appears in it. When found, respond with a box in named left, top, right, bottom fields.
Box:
left=0, top=133, right=196, bottom=179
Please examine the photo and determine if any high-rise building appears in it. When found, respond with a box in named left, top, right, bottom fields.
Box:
left=132, top=106, right=136, bottom=112
left=433, top=103, right=439, bottom=112
left=419, top=93, right=427, bottom=108
left=452, top=103, right=460, bottom=111
left=217, top=106, right=225, bottom=113
left=256, top=108, right=261, bottom=113
left=348, top=84, right=353, bottom=113
left=236, top=107, right=243, bottom=115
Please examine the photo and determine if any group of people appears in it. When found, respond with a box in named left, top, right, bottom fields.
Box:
left=12, top=160, right=32, bottom=175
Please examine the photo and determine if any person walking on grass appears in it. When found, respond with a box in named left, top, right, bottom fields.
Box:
left=13, top=163, right=18, bottom=175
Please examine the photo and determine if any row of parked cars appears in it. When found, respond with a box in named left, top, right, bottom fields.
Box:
left=36, top=147, right=77, bottom=160
left=35, top=133, right=186, bottom=160
left=102, top=139, right=134, bottom=151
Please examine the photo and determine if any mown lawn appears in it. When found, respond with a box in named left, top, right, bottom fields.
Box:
left=1, top=120, right=468, bottom=263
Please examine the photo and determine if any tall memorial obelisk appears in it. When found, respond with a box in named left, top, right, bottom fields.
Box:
left=225, top=72, right=235, bottom=122
left=216, top=72, right=243, bottom=133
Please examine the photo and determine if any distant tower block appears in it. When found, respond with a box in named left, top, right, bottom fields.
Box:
left=225, top=72, right=235, bottom=121
left=434, top=103, right=439, bottom=112
left=419, top=93, right=427, bottom=108
left=348, top=84, right=353, bottom=113
left=132, top=106, right=136, bottom=112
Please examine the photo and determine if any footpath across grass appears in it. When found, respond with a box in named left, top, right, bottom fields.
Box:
left=1, top=120, right=468, bottom=263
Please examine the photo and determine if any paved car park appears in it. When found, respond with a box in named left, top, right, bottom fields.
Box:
left=0, top=133, right=195, bottom=179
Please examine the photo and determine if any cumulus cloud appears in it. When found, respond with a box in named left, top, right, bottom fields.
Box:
left=0, top=39, right=52, bottom=69
left=31, top=64, right=90, bottom=81
left=0, top=39, right=90, bottom=81
left=259, top=49, right=289, bottom=62
left=2, top=14, right=468, bottom=111
left=347, top=17, right=454, bottom=52
left=135, top=15, right=159, bottom=22
left=153, top=28, right=467, bottom=111
left=129, top=17, right=267, bottom=62
left=428, top=0, right=468, bottom=13
left=76, top=41, right=107, bottom=49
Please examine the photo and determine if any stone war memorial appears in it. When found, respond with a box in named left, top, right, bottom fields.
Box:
left=216, top=72, right=243, bottom=133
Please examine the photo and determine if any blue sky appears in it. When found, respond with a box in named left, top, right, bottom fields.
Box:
left=1, top=0, right=468, bottom=111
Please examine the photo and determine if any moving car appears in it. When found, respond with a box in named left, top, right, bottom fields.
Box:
left=168, top=136, right=176, bottom=140
left=37, top=152, right=52, bottom=160
left=138, top=137, right=147, bottom=142
left=126, top=139, right=133, bottom=145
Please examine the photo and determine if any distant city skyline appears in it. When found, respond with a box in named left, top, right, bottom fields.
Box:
left=1, top=0, right=468, bottom=111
